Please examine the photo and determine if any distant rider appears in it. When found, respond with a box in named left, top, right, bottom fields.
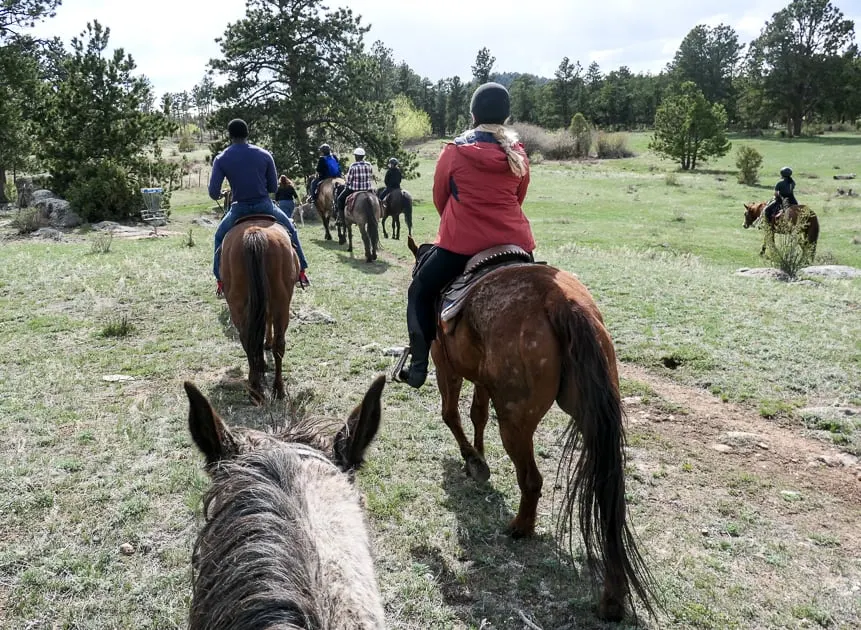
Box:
left=336, top=148, right=375, bottom=223
left=763, top=166, right=798, bottom=224
left=309, top=144, right=342, bottom=203
left=378, top=157, right=402, bottom=202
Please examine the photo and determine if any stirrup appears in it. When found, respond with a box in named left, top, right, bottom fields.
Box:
left=390, top=346, right=411, bottom=382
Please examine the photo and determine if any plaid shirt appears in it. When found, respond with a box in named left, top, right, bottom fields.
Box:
left=346, top=160, right=374, bottom=191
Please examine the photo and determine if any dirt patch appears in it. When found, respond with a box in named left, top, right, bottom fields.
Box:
left=621, top=363, right=861, bottom=503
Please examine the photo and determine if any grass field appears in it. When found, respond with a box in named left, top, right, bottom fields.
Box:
left=0, top=132, right=859, bottom=629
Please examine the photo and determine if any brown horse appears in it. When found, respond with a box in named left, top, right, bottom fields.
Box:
left=184, top=376, right=387, bottom=630
left=743, top=201, right=819, bottom=261
left=307, top=177, right=344, bottom=241
left=402, top=236, right=656, bottom=621
left=380, top=188, right=413, bottom=240
left=341, top=191, right=381, bottom=263
left=221, top=217, right=299, bottom=404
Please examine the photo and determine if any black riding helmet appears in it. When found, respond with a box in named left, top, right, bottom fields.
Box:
left=470, top=82, right=510, bottom=125
left=319, top=144, right=331, bottom=156
left=387, top=157, right=398, bottom=167
left=780, top=166, right=793, bottom=178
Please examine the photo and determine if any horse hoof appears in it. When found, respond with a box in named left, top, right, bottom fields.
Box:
left=325, top=234, right=332, bottom=241
left=506, top=517, right=535, bottom=539
left=464, top=455, right=490, bottom=483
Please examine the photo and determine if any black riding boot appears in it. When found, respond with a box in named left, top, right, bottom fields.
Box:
left=399, top=333, right=429, bottom=389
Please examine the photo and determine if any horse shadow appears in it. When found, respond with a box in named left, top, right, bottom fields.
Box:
left=335, top=252, right=391, bottom=274
left=409, top=458, right=625, bottom=629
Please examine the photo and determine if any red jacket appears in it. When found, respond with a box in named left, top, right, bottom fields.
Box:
left=433, top=132, right=535, bottom=256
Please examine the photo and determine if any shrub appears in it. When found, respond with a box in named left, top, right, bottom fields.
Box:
left=568, top=113, right=592, bottom=158
left=594, top=132, right=634, bottom=159
left=544, top=132, right=578, bottom=160
left=764, top=216, right=816, bottom=279
left=66, top=160, right=142, bottom=222
left=183, top=228, right=195, bottom=247
left=665, top=172, right=680, bottom=186
left=90, top=231, right=113, bottom=254
left=510, top=122, right=551, bottom=158
left=736, top=146, right=764, bottom=185
left=100, top=315, right=133, bottom=338
left=11, top=207, right=47, bottom=234
left=178, top=134, right=195, bottom=153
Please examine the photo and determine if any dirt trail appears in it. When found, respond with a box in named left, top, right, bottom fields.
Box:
left=620, top=363, right=861, bottom=505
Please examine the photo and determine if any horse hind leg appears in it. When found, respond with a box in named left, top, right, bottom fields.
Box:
left=432, top=343, right=490, bottom=482
left=497, top=411, right=543, bottom=538
left=358, top=224, right=372, bottom=262
left=470, top=384, right=490, bottom=456
left=382, top=214, right=389, bottom=239
left=271, top=316, right=287, bottom=400
left=394, top=214, right=400, bottom=240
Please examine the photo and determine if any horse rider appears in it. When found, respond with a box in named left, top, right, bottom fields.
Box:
left=309, top=143, right=342, bottom=203
left=396, top=82, right=535, bottom=388
left=336, top=148, right=375, bottom=223
left=763, top=166, right=798, bottom=224
left=209, top=119, right=310, bottom=297
left=378, top=157, right=402, bottom=202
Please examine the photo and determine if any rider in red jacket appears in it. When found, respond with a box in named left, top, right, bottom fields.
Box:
left=397, top=82, right=535, bottom=388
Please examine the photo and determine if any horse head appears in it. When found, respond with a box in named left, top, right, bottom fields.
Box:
left=743, top=202, right=764, bottom=229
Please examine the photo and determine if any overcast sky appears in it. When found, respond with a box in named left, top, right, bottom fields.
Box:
left=30, top=0, right=861, bottom=96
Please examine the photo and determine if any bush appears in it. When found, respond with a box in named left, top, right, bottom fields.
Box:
left=764, top=216, right=816, bottom=279
left=735, top=146, right=764, bottom=185
left=544, top=132, right=578, bottom=160
left=509, top=122, right=551, bottom=158
left=66, top=160, right=143, bottom=222
left=594, top=132, right=634, bottom=159
left=11, top=207, right=47, bottom=234
left=665, top=172, right=680, bottom=186
left=178, top=134, right=195, bottom=153
left=568, top=113, right=592, bottom=158
left=90, top=231, right=113, bottom=254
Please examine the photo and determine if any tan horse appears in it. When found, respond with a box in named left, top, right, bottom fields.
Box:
left=743, top=201, right=819, bottom=261
left=184, top=375, right=387, bottom=630
left=403, top=235, right=657, bottom=621
left=310, top=177, right=344, bottom=241
left=341, top=191, right=381, bottom=263
left=221, top=216, right=299, bottom=403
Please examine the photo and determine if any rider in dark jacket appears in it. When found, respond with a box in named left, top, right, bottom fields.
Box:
left=764, top=166, right=798, bottom=223
left=310, top=144, right=342, bottom=201
left=379, top=158, right=402, bottom=201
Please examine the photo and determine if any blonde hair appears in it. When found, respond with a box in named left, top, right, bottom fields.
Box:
left=474, top=123, right=528, bottom=178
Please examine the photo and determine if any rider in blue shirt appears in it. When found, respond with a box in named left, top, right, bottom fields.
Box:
left=209, top=119, right=309, bottom=296
left=309, top=143, right=342, bottom=202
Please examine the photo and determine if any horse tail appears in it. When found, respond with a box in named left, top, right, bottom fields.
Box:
left=403, top=191, right=413, bottom=232
left=243, top=229, right=268, bottom=375
left=365, top=198, right=380, bottom=250
left=549, top=298, right=656, bottom=620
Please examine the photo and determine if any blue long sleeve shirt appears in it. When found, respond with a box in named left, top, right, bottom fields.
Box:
left=208, top=142, right=278, bottom=203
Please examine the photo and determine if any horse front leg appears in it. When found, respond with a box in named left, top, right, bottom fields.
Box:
left=382, top=214, right=389, bottom=239
left=271, top=316, right=287, bottom=400
left=432, top=342, right=490, bottom=482
left=393, top=215, right=400, bottom=240
left=347, top=223, right=353, bottom=253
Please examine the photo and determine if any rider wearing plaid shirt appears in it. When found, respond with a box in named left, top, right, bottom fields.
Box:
left=336, top=148, right=375, bottom=221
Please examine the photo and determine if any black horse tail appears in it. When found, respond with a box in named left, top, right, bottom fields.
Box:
left=365, top=200, right=380, bottom=250
left=243, top=229, right=268, bottom=376
left=550, top=298, right=657, bottom=621
left=403, top=191, right=413, bottom=233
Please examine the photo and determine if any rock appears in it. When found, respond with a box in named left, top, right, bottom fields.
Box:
left=800, top=265, right=861, bottom=279
left=833, top=173, right=856, bottom=180
left=718, top=431, right=763, bottom=447
left=91, top=221, right=122, bottom=232
left=293, top=202, right=319, bottom=223
left=294, top=308, right=336, bottom=325
left=119, top=543, right=135, bottom=556
left=622, top=396, right=643, bottom=406
left=710, top=443, right=733, bottom=453
left=800, top=406, right=859, bottom=421
left=816, top=453, right=859, bottom=468
left=33, top=227, right=63, bottom=241
left=31, top=191, right=82, bottom=228
left=192, top=217, right=218, bottom=227
left=103, top=374, right=135, bottom=382
left=780, top=490, right=801, bottom=501
left=735, top=267, right=790, bottom=281
left=383, top=346, right=405, bottom=356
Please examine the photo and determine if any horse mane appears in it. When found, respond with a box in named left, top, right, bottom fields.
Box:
left=191, top=447, right=327, bottom=630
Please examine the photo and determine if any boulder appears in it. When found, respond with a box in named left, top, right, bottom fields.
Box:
left=34, top=195, right=82, bottom=228
left=799, top=265, right=861, bottom=279
left=33, top=227, right=63, bottom=240
left=735, top=267, right=790, bottom=281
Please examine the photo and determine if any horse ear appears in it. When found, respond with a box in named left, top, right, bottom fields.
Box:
left=407, top=235, right=419, bottom=258
left=333, top=375, right=385, bottom=473
left=184, top=382, right=238, bottom=468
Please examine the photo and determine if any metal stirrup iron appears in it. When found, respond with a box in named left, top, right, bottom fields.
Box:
left=391, top=346, right=411, bottom=382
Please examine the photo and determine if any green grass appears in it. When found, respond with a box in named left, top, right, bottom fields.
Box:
left=1, top=132, right=859, bottom=628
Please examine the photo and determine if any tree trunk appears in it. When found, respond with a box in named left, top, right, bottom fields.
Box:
left=0, top=167, right=8, bottom=205
left=792, top=116, right=803, bottom=137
